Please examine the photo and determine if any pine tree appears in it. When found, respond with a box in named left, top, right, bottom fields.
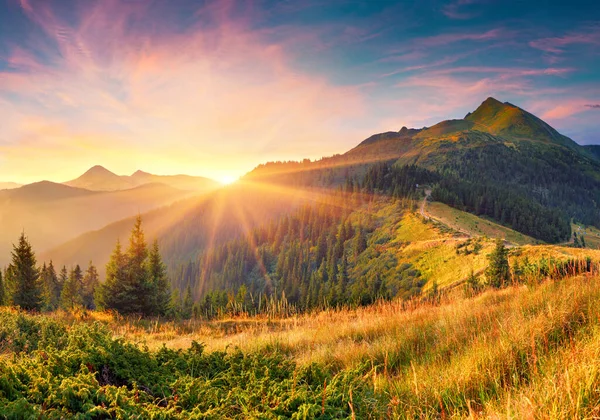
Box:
left=41, top=261, right=60, bottom=311
left=8, top=232, right=42, bottom=310
left=82, top=262, right=99, bottom=309
left=58, top=266, right=68, bottom=292
left=167, top=289, right=182, bottom=319
left=96, top=239, right=127, bottom=311
left=147, top=240, right=170, bottom=316
left=486, top=238, right=510, bottom=288
left=353, top=227, right=367, bottom=260
left=60, top=265, right=83, bottom=310
left=182, top=285, right=194, bottom=319
left=125, top=215, right=150, bottom=314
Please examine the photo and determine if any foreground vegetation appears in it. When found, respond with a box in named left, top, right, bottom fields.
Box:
left=2, top=270, right=600, bottom=418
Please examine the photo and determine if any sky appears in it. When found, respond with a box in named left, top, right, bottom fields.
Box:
left=0, top=0, right=599, bottom=184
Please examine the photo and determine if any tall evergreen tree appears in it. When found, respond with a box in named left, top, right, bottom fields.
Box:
left=41, top=261, right=60, bottom=311
left=8, top=232, right=42, bottom=310
left=146, top=240, right=170, bottom=316
left=96, top=239, right=127, bottom=312
left=182, top=285, right=194, bottom=319
left=82, top=262, right=99, bottom=309
left=486, top=238, right=510, bottom=288
left=125, top=215, right=150, bottom=314
left=61, top=265, right=83, bottom=309
left=58, top=265, right=68, bottom=292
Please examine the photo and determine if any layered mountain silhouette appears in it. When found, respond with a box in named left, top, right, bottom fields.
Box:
left=65, top=165, right=219, bottom=192
left=0, top=167, right=221, bottom=266
left=0, top=182, right=22, bottom=190
left=42, top=97, right=600, bottom=279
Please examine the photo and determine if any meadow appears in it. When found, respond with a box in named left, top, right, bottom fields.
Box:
left=2, top=269, right=600, bottom=418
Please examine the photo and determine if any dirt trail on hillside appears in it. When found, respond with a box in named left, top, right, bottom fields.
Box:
left=420, top=189, right=472, bottom=238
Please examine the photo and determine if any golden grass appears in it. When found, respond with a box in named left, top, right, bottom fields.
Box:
left=51, top=271, right=600, bottom=418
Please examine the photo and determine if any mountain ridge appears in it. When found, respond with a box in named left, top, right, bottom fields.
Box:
left=64, top=166, right=220, bottom=192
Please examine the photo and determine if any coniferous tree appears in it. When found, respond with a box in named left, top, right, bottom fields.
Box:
left=147, top=240, right=170, bottom=316
left=125, top=215, right=150, bottom=314
left=96, top=239, right=127, bottom=311
left=182, top=285, right=194, bottom=319
left=8, top=232, right=42, bottom=311
left=82, top=262, right=99, bottom=309
left=486, top=238, right=510, bottom=288
left=167, top=289, right=182, bottom=319
left=41, top=261, right=60, bottom=311
left=60, top=265, right=83, bottom=310
left=58, top=265, right=68, bottom=293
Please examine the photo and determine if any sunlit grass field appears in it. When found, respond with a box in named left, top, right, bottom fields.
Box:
left=22, top=270, right=599, bottom=418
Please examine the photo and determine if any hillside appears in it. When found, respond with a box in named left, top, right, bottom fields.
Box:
left=64, top=165, right=219, bottom=192
left=41, top=97, right=600, bottom=304
left=42, top=180, right=322, bottom=275
left=245, top=98, right=600, bottom=241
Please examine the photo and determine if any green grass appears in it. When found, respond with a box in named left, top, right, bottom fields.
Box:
left=427, top=201, right=537, bottom=246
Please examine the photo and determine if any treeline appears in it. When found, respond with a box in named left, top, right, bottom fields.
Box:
left=0, top=234, right=99, bottom=311
left=0, top=217, right=174, bottom=317
left=435, top=143, right=600, bottom=228
left=364, top=162, right=571, bottom=243
left=173, top=191, right=424, bottom=318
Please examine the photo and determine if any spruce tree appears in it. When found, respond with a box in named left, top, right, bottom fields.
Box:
left=96, top=239, right=127, bottom=311
left=147, top=240, right=170, bottom=316
left=58, top=265, right=68, bottom=292
left=8, top=232, right=42, bottom=310
left=486, top=238, right=510, bottom=288
left=167, top=289, right=182, bottom=319
left=182, top=285, right=194, bottom=319
left=41, top=261, right=60, bottom=311
left=82, top=262, right=99, bottom=309
left=61, top=265, right=83, bottom=309
left=125, top=215, right=150, bottom=314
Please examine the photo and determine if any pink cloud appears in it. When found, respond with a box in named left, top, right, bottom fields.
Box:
left=529, top=29, right=600, bottom=53
left=442, top=0, right=482, bottom=20
left=0, top=0, right=367, bottom=183
left=539, top=100, right=594, bottom=120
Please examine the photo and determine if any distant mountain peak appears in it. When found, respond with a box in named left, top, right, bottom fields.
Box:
left=83, top=165, right=117, bottom=176
left=131, top=170, right=151, bottom=177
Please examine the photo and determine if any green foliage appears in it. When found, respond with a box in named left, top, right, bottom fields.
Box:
left=82, top=262, right=99, bottom=309
left=41, top=261, right=61, bottom=311
left=7, top=232, right=42, bottom=311
left=96, top=217, right=171, bottom=316
left=60, top=265, right=83, bottom=310
left=0, top=309, right=379, bottom=418
left=486, top=239, right=510, bottom=288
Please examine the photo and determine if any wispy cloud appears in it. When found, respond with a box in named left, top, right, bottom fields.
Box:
left=0, top=0, right=367, bottom=182
left=529, top=28, right=600, bottom=54
left=442, top=0, right=482, bottom=20
left=585, top=104, right=600, bottom=109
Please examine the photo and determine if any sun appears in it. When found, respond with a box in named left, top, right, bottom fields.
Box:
left=218, top=174, right=238, bottom=185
